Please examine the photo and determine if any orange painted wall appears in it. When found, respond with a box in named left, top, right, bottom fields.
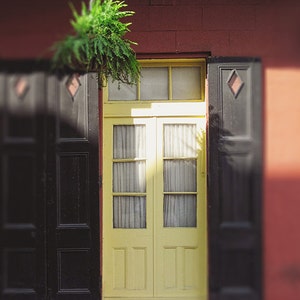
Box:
left=1, top=0, right=300, bottom=299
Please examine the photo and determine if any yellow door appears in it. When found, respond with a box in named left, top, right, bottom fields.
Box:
left=102, top=59, right=207, bottom=300
left=103, top=116, right=206, bottom=300
left=103, top=117, right=155, bottom=298
left=155, top=118, right=207, bottom=299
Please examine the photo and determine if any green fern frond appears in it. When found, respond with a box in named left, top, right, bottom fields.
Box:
left=51, top=0, right=139, bottom=86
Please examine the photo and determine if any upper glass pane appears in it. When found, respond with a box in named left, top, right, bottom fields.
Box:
left=113, top=125, right=146, bottom=159
left=164, top=124, right=197, bottom=157
left=108, top=77, right=137, bottom=101
left=140, top=67, right=168, bottom=100
left=172, top=67, right=201, bottom=100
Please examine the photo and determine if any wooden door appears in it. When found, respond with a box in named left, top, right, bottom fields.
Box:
left=208, top=58, right=262, bottom=300
left=103, top=115, right=207, bottom=300
left=0, top=65, right=100, bottom=300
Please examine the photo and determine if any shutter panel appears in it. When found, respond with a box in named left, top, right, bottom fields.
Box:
left=47, top=73, right=100, bottom=300
left=0, top=70, right=47, bottom=299
left=208, top=58, right=262, bottom=300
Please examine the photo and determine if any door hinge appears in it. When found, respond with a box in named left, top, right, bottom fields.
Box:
left=98, top=175, right=102, bottom=188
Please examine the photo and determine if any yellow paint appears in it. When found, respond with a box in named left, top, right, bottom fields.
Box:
left=103, top=59, right=207, bottom=300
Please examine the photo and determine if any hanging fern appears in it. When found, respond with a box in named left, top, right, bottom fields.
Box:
left=51, top=0, right=140, bottom=86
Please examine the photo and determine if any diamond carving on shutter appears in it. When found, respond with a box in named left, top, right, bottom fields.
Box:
left=66, top=74, right=81, bottom=99
left=14, top=76, right=29, bottom=99
left=227, top=69, right=244, bottom=98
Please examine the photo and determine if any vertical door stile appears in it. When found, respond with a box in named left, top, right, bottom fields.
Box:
left=154, top=117, right=162, bottom=297
left=147, top=117, right=156, bottom=297
left=147, top=117, right=156, bottom=296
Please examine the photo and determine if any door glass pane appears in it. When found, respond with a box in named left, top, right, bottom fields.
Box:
left=108, top=77, right=137, bottom=101
left=163, top=124, right=198, bottom=227
left=113, top=162, right=146, bottom=193
left=164, top=195, right=196, bottom=227
left=114, top=196, right=146, bottom=228
left=164, top=124, right=197, bottom=157
left=140, top=68, right=168, bottom=100
left=114, top=125, right=145, bottom=159
left=172, top=67, right=201, bottom=100
left=113, top=125, right=146, bottom=228
left=164, top=160, right=196, bottom=192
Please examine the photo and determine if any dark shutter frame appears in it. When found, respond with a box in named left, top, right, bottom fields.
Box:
left=208, top=57, right=263, bottom=300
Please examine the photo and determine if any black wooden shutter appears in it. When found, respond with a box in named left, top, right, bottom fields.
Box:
left=208, top=57, right=262, bottom=300
left=46, top=73, right=100, bottom=300
left=0, top=63, right=100, bottom=300
left=0, top=71, right=47, bottom=299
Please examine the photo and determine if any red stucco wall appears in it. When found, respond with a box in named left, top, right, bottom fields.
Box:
left=1, top=1, right=300, bottom=299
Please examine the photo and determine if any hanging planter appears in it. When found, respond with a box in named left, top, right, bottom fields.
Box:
left=51, top=0, right=140, bottom=86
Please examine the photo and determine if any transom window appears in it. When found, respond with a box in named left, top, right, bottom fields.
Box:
left=107, top=59, right=206, bottom=102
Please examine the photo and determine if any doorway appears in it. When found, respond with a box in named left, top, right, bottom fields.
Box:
left=102, top=59, right=207, bottom=300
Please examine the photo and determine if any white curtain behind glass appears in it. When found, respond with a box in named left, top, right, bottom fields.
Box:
left=113, top=125, right=146, bottom=228
left=163, top=124, right=197, bottom=227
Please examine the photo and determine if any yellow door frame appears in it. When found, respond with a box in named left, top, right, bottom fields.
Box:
left=102, top=58, right=207, bottom=300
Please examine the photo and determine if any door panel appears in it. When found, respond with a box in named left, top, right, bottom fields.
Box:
left=103, top=116, right=207, bottom=300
